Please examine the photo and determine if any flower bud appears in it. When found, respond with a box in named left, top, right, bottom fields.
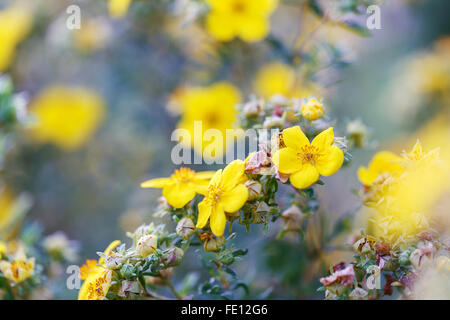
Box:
left=161, top=247, right=184, bottom=267
left=346, top=119, right=368, bottom=148
left=263, top=116, right=284, bottom=129
left=176, top=217, right=195, bottom=239
left=136, top=234, right=157, bottom=258
left=104, top=253, right=124, bottom=270
left=120, top=263, right=135, bottom=278
left=301, top=98, right=324, bottom=121
left=203, top=236, right=225, bottom=252
left=281, top=205, right=304, bottom=232
left=243, top=100, right=262, bottom=117
left=245, top=180, right=262, bottom=201
left=253, top=201, right=270, bottom=224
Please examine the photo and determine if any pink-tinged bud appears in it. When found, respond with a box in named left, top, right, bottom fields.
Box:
left=161, top=247, right=184, bottom=267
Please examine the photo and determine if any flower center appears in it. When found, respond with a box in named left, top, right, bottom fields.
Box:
left=298, top=145, right=320, bottom=164
left=232, top=1, right=246, bottom=14
left=171, top=167, right=195, bottom=183
left=205, top=184, right=224, bottom=206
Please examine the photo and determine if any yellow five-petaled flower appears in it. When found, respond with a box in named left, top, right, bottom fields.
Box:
left=196, top=160, right=248, bottom=237
left=205, top=0, right=278, bottom=42
left=78, top=240, right=121, bottom=300
left=141, top=168, right=215, bottom=208
left=273, top=126, right=344, bottom=189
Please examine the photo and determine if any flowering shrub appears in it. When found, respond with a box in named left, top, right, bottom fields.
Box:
left=0, top=0, right=448, bottom=301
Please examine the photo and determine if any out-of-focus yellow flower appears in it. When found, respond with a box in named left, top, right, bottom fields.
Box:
left=141, top=168, right=215, bottom=208
left=74, top=18, right=111, bottom=53
left=108, top=0, right=132, bottom=18
left=0, top=4, right=32, bottom=71
left=364, top=141, right=450, bottom=246
left=28, top=86, right=105, bottom=151
left=0, top=241, right=6, bottom=255
left=196, top=160, right=248, bottom=237
left=78, top=240, right=120, bottom=300
left=0, top=188, right=31, bottom=241
left=301, top=97, right=324, bottom=121
left=176, top=82, right=241, bottom=159
left=272, top=126, right=344, bottom=189
left=205, top=0, right=278, bottom=42
left=253, top=62, right=319, bottom=99
left=0, top=247, right=34, bottom=283
left=357, top=151, right=404, bottom=186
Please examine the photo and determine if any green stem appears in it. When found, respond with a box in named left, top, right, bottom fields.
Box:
left=165, top=280, right=182, bottom=299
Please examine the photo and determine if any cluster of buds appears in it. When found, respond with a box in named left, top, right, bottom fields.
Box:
left=237, top=95, right=329, bottom=132
left=320, top=232, right=450, bottom=299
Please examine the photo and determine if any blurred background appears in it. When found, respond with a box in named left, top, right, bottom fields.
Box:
left=0, top=0, right=449, bottom=299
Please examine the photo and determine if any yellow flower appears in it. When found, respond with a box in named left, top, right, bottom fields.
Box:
left=253, top=62, right=320, bottom=99
left=0, top=4, right=32, bottom=71
left=301, top=97, right=324, bottom=121
left=272, top=126, right=344, bottom=189
left=78, top=240, right=120, bottom=300
left=365, top=141, right=449, bottom=246
left=176, top=82, right=241, bottom=159
left=108, top=0, right=132, bottom=18
left=141, top=168, right=215, bottom=208
left=0, top=241, right=5, bottom=255
left=357, top=151, right=404, bottom=186
left=0, top=247, right=34, bottom=283
left=205, top=0, right=278, bottom=42
left=196, top=160, right=248, bottom=237
left=28, top=86, right=105, bottom=151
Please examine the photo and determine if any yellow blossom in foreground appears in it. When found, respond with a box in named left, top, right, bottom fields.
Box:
left=78, top=240, right=120, bottom=300
left=196, top=160, right=248, bottom=237
left=141, top=168, right=215, bottom=208
left=205, top=0, right=278, bottom=42
left=366, top=141, right=449, bottom=246
left=273, top=126, right=344, bottom=189
left=0, top=247, right=34, bottom=283
left=0, top=4, right=32, bottom=71
left=108, top=0, right=132, bottom=18
left=253, top=62, right=320, bottom=99
left=357, top=151, right=404, bottom=186
left=176, top=82, right=241, bottom=159
left=28, top=86, right=105, bottom=151
left=301, top=97, right=324, bottom=121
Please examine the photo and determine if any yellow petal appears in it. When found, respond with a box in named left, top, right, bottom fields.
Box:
left=206, top=12, right=236, bottom=41
left=193, top=171, right=216, bottom=180
left=311, top=127, right=334, bottom=152
left=289, top=163, right=319, bottom=189
left=221, top=160, right=245, bottom=191
left=315, top=145, right=344, bottom=176
left=272, top=147, right=302, bottom=174
left=282, top=126, right=309, bottom=151
left=140, top=177, right=172, bottom=188
left=210, top=204, right=226, bottom=237
left=237, top=15, right=269, bottom=42
left=357, top=167, right=373, bottom=186
left=108, top=0, right=132, bottom=18
left=162, top=183, right=196, bottom=208
left=196, top=200, right=212, bottom=229
left=221, top=184, right=248, bottom=213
